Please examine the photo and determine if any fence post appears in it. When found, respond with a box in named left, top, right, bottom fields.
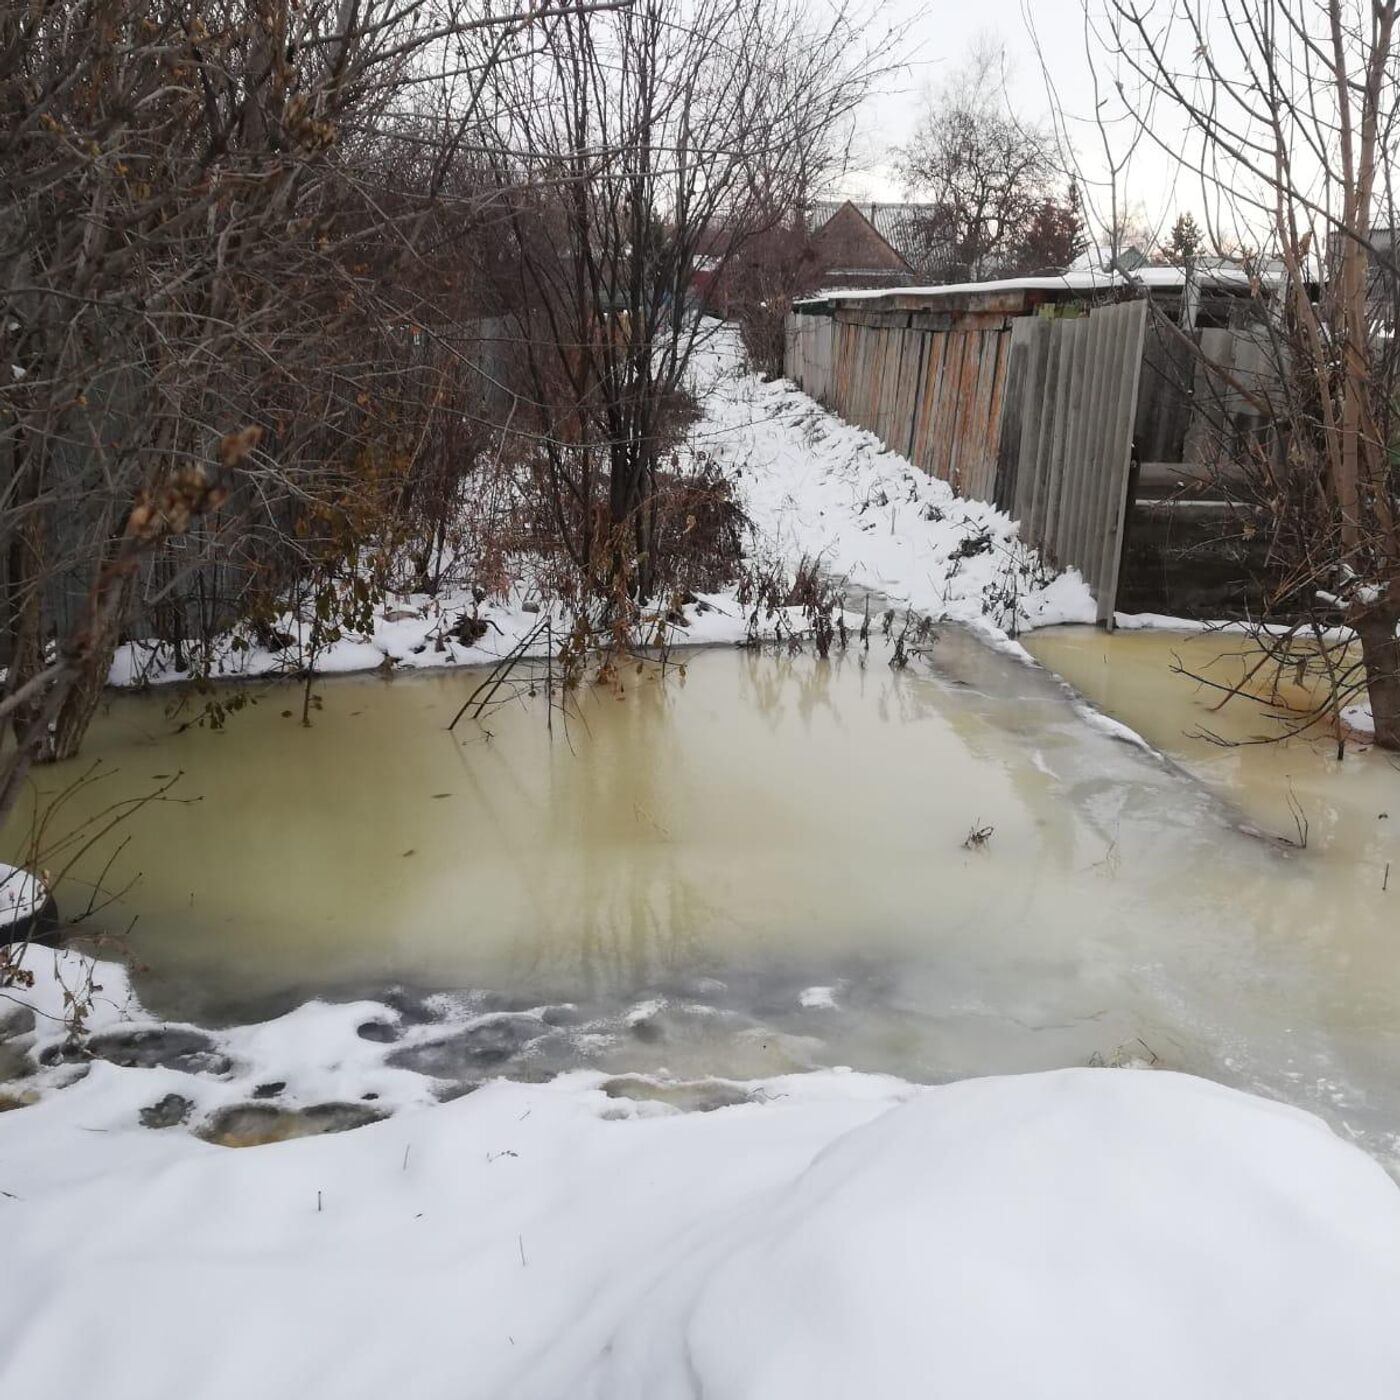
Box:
left=1096, top=300, right=1149, bottom=626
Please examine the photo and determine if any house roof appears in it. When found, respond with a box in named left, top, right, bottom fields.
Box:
left=810, top=201, right=951, bottom=273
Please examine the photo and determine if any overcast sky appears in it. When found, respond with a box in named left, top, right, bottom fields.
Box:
left=829, top=0, right=1188, bottom=241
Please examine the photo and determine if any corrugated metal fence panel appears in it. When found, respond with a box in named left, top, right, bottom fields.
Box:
left=1010, top=300, right=1147, bottom=624
left=781, top=301, right=1149, bottom=618
left=992, top=318, right=1033, bottom=510
left=1093, top=303, right=1148, bottom=622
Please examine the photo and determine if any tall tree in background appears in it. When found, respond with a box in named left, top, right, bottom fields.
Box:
left=1011, top=179, right=1088, bottom=272
left=1163, top=211, right=1206, bottom=265
left=899, top=41, right=1059, bottom=280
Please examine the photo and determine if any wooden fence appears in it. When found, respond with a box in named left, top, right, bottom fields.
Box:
left=786, top=298, right=1149, bottom=623
left=787, top=308, right=1010, bottom=502
left=996, top=301, right=1147, bottom=624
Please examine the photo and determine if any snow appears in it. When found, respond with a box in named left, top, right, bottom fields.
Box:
left=0, top=861, right=46, bottom=929
left=1342, top=702, right=1376, bottom=736
left=105, top=325, right=1091, bottom=693
left=692, top=329, right=1095, bottom=636
left=799, top=264, right=1265, bottom=307
left=2, top=950, right=1400, bottom=1399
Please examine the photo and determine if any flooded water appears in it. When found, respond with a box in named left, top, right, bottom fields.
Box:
left=6, top=631, right=1400, bottom=1163
left=1025, top=626, right=1398, bottom=863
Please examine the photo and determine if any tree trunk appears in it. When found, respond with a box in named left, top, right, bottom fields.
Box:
left=48, top=627, right=122, bottom=763
left=1355, top=609, right=1400, bottom=750
left=48, top=571, right=134, bottom=764
left=2, top=458, right=46, bottom=750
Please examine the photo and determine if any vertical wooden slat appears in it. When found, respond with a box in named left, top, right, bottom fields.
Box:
left=963, top=330, right=1002, bottom=502
left=993, top=322, right=1031, bottom=510
left=905, top=332, right=929, bottom=459
left=1067, top=311, right=1111, bottom=583
left=1012, top=319, right=1052, bottom=529
left=916, top=332, right=947, bottom=476
left=945, top=333, right=975, bottom=487
left=980, top=331, right=1010, bottom=503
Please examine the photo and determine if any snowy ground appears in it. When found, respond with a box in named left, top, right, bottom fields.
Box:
left=107, top=326, right=1094, bottom=690
left=4, top=953, right=1400, bottom=1400
left=9, top=329, right=1400, bottom=1394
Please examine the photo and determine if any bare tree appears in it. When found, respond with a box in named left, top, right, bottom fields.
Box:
left=1095, top=0, right=1400, bottom=748
left=0, top=0, right=628, bottom=828
left=899, top=40, right=1060, bottom=280
left=468, top=0, right=889, bottom=613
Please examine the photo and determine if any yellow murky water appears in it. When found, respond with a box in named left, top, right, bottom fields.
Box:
left=5, top=633, right=1400, bottom=1160
left=1024, top=627, right=1398, bottom=865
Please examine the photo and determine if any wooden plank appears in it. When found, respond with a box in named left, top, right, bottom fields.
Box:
left=882, top=327, right=906, bottom=446
left=954, top=332, right=979, bottom=495
left=912, top=331, right=944, bottom=473
left=963, top=330, right=1003, bottom=502
left=982, top=330, right=1010, bottom=502
left=1026, top=324, right=1066, bottom=550
left=992, top=323, right=1030, bottom=511
left=918, top=331, right=951, bottom=478
left=1096, top=300, right=1149, bottom=625
left=944, top=333, right=974, bottom=490
left=905, top=331, right=930, bottom=459
left=891, top=328, right=918, bottom=459
left=1012, top=319, right=1051, bottom=527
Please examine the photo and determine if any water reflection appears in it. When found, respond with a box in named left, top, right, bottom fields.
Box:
left=3, top=632, right=1399, bottom=1165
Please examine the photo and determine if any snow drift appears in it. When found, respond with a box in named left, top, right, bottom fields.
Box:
left=1, top=958, right=1398, bottom=1400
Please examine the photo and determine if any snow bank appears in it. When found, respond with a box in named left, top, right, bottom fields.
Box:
left=0, top=861, right=48, bottom=935
left=105, top=327, right=1090, bottom=691
left=693, top=331, right=1095, bottom=635
left=1, top=1055, right=1397, bottom=1397
left=2, top=952, right=1400, bottom=1399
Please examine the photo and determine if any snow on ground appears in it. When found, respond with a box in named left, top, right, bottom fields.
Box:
left=2, top=951, right=1400, bottom=1400
left=692, top=330, right=1095, bottom=637
left=105, top=326, right=1091, bottom=691
left=708, top=350, right=1099, bottom=648
left=0, top=862, right=46, bottom=929
left=18, top=328, right=1396, bottom=1395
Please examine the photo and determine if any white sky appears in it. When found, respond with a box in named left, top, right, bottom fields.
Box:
left=828, top=0, right=1190, bottom=242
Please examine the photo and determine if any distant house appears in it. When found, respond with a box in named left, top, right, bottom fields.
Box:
left=806, top=201, right=918, bottom=290
left=809, top=201, right=967, bottom=284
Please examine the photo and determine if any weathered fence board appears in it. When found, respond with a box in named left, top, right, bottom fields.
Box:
left=1095, top=304, right=1149, bottom=622
left=784, top=297, right=1148, bottom=622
